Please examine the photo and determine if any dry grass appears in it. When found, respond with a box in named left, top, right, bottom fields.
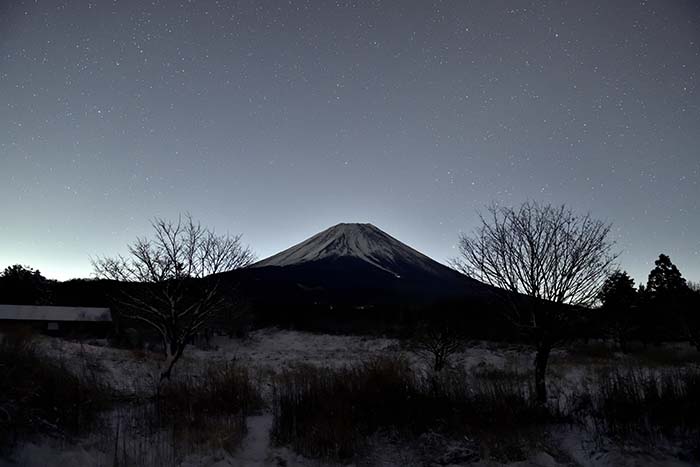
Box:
left=581, top=368, right=700, bottom=448
left=271, top=356, right=565, bottom=462
left=158, top=362, right=263, bottom=418
left=105, top=361, right=264, bottom=466
left=0, top=329, right=113, bottom=451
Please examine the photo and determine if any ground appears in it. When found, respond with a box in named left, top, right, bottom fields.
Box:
left=1, top=329, right=698, bottom=467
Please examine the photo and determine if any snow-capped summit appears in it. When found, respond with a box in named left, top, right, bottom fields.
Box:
left=251, top=222, right=451, bottom=279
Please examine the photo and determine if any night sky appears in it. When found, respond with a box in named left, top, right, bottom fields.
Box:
left=1, top=0, right=699, bottom=285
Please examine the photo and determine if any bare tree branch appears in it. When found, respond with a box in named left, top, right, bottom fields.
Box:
left=453, top=201, right=618, bottom=403
left=92, top=214, right=255, bottom=381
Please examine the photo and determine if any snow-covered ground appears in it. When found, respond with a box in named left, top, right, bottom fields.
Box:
left=2, top=329, right=698, bottom=467
left=24, top=329, right=524, bottom=394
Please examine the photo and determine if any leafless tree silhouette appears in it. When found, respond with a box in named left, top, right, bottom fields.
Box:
left=454, top=201, right=617, bottom=404
left=408, top=322, right=463, bottom=373
left=93, top=214, right=254, bottom=381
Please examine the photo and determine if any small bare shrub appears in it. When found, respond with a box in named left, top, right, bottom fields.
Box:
left=406, top=323, right=463, bottom=372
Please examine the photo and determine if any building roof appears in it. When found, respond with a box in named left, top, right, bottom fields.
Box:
left=0, top=304, right=112, bottom=322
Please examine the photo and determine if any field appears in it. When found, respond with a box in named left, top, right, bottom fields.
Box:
left=1, top=329, right=699, bottom=467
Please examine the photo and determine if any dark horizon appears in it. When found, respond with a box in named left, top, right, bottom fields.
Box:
left=1, top=0, right=699, bottom=284
left=4, top=218, right=697, bottom=290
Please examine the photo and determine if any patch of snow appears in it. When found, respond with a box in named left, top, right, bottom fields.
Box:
left=231, top=415, right=272, bottom=466
left=556, top=428, right=695, bottom=467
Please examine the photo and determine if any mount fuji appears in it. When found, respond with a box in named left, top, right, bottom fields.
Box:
left=253, top=223, right=458, bottom=280
left=229, top=223, right=493, bottom=307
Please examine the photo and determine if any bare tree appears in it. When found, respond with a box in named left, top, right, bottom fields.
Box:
left=93, top=214, right=254, bottom=381
left=408, top=322, right=464, bottom=373
left=454, top=202, right=617, bottom=404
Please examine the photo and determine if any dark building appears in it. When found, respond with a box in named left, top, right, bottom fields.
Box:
left=0, top=304, right=112, bottom=337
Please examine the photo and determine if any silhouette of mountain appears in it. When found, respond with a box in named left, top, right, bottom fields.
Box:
left=226, top=223, right=494, bottom=308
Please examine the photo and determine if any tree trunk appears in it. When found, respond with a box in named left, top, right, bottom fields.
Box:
left=534, top=342, right=551, bottom=405
left=434, top=353, right=445, bottom=373
left=160, top=340, right=185, bottom=382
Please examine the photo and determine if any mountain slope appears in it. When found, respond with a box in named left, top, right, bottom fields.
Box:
left=234, top=223, right=492, bottom=306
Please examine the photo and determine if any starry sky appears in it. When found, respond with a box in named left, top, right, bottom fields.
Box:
left=1, top=0, right=699, bottom=285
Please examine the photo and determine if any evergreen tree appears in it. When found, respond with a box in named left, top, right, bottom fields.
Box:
left=644, top=254, right=692, bottom=344
left=684, top=282, right=700, bottom=351
left=0, top=264, right=53, bottom=305
left=646, top=254, right=687, bottom=297
left=598, top=270, right=637, bottom=351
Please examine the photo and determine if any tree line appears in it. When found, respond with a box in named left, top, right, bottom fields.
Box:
left=596, top=256, right=700, bottom=352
